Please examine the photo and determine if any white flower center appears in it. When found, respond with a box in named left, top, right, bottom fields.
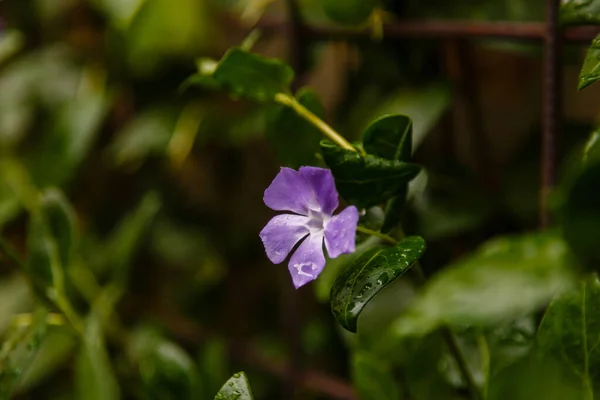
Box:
left=306, top=208, right=329, bottom=234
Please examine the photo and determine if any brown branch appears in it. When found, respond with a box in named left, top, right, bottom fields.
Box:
left=258, top=19, right=600, bottom=43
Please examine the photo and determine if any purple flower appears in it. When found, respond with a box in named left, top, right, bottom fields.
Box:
left=259, top=166, right=359, bottom=288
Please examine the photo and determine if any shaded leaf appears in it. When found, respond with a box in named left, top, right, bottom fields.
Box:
left=561, top=0, right=600, bottom=25
left=363, top=114, right=412, bottom=161
left=266, top=87, right=324, bottom=168
left=578, top=34, right=600, bottom=90
left=352, top=352, right=402, bottom=400
left=390, top=233, right=575, bottom=338
left=213, top=48, right=294, bottom=102
left=129, top=328, right=201, bottom=400
left=92, top=0, right=148, bottom=29
left=75, top=317, right=120, bottom=400
left=537, top=277, right=600, bottom=397
left=39, top=189, right=77, bottom=271
left=26, top=212, right=58, bottom=289
left=331, top=236, right=425, bottom=333
left=214, top=372, right=254, bottom=400
left=199, top=338, right=228, bottom=399
left=320, top=141, right=421, bottom=209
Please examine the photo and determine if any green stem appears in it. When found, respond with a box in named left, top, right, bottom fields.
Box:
left=356, top=226, right=397, bottom=245
left=274, top=93, right=364, bottom=155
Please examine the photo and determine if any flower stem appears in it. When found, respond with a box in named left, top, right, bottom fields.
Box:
left=274, top=93, right=363, bottom=155
left=356, top=226, right=397, bottom=245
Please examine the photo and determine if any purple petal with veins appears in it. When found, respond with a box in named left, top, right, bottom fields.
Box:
left=324, top=206, right=359, bottom=258
left=259, top=214, right=310, bottom=264
left=288, top=232, right=326, bottom=288
left=263, top=167, right=317, bottom=214
left=299, top=166, right=338, bottom=215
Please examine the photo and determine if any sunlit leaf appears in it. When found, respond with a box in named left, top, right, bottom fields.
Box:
left=331, top=237, right=425, bottom=333
left=214, top=372, right=254, bottom=400
left=320, top=141, right=421, bottom=209
left=537, top=277, right=600, bottom=398
left=75, top=317, right=120, bottom=400
left=578, top=34, right=600, bottom=90
left=390, top=233, right=575, bottom=337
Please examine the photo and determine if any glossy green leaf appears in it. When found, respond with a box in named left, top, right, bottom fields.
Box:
left=352, top=352, right=402, bottom=400
left=578, top=34, right=600, bottom=90
left=214, top=372, right=254, bottom=400
left=39, top=189, right=76, bottom=271
left=266, top=88, right=324, bottom=168
left=363, top=114, right=413, bottom=161
left=129, top=328, right=201, bottom=400
left=213, top=48, right=294, bottom=102
left=561, top=0, right=600, bottom=25
left=390, top=233, right=575, bottom=338
left=331, top=236, right=425, bottom=333
left=75, top=317, right=120, bottom=400
left=320, top=141, right=422, bottom=209
left=538, top=277, right=600, bottom=398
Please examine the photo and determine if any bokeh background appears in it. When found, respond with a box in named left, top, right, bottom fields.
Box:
left=0, top=0, right=598, bottom=399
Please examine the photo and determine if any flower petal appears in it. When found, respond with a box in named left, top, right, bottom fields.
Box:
left=299, top=166, right=338, bottom=215
left=288, top=232, right=326, bottom=289
left=324, top=206, right=359, bottom=258
left=259, top=214, right=310, bottom=264
left=263, top=167, right=316, bottom=215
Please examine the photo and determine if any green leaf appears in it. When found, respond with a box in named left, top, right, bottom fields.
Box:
left=537, top=277, right=600, bottom=398
left=75, top=317, right=120, bottom=400
left=561, top=0, right=600, bottom=25
left=39, top=189, right=77, bottom=271
left=266, top=88, right=324, bottom=168
left=26, top=212, right=58, bottom=289
left=351, top=352, right=402, bottom=400
left=129, top=328, right=201, bottom=400
left=562, top=157, right=600, bottom=269
left=105, top=192, right=161, bottom=284
left=199, top=338, right=228, bottom=399
left=363, top=114, right=413, bottom=161
left=91, top=0, right=148, bottom=29
left=214, top=372, right=254, bottom=400
left=212, top=48, right=294, bottom=102
left=330, top=236, right=426, bottom=333
left=0, top=309, right=48, bottom=399
left=390, top=232, right=575, bottom=338
left=320, top=141, right=421, bottom=209
left=578, top=34, right=600, bottom=90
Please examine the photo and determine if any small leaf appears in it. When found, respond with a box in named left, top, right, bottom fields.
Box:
left=363, top=114, right=413, bottom=161
left=129, top=328, right=201, bottom=400
left=266, top=88, right=324, bottom=168
left=537, top=277, right=600, bottom=398
left=578, top=34, right=600, bottom=90
left=214, top=371, right=254, bottom=400
left=390, top=233, right=575, bottom=338
left=561, top=0, right=600, bottom=25
left=320, top=141, right=421, bottom=209
left=213, top=48, right=294, bottom=102
left=352, top=352, right=402, bottom=400
left=39, top=189, right=77, bottom=271
left=75, top=317, right=120, bottom=400
left=330, top=236, right=425, bottom=333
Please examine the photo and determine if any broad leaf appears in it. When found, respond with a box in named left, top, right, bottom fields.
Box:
left=352, top=352, right=402, bottom=400
left=320, top=141, right=421, bottom=209
left=214, top=372, right=254, bottom=400
left=561, top=0, right=600, bottom=25
left=266, top=87, right=324, bottom=168
left=330, top=236, right=425, bottom=333
left=129, top=328, right=201, bottom=400
left=75, top=317, right=120, bottom=400
left=537, top=277, right=600, bottom=398
left=213, top=48, right=294, bottom=102
left=578, top=34, right=600, bottom=90
left=390, top=233, right=575, bottom=338
left=363, top=114, right=413, bottom=161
